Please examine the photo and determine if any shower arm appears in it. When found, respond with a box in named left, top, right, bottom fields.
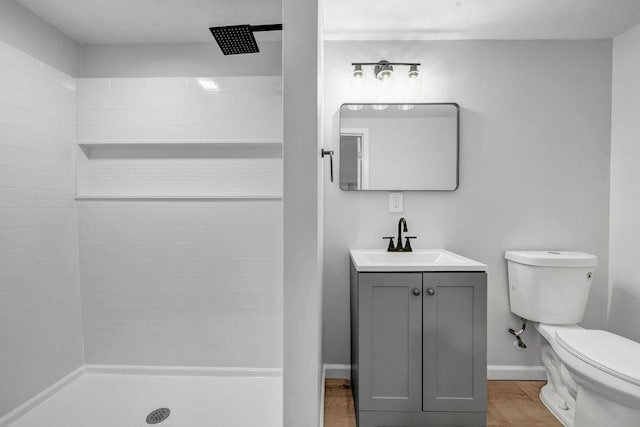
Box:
left=250, top=24, right=283, bottom=32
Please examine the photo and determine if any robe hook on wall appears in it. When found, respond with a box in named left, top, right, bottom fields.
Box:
left=321, top=149, right=334, bottom=182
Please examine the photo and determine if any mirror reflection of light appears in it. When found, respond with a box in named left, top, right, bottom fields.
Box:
left=397, top=104, right=414, bottom=111
left=371, top=104, right=388, bottom=110
left=198, top=78, right=219, bottom=91
left=347, top=104, right=364, bottom=111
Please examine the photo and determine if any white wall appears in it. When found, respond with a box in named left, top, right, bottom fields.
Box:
left=0, top=40, right=83, bottom=417
left=283, top=0, right=323, bottom=425
left=609, top=23, right=640, bottom=343
left=322, top=40, right=612, bottom=370
left=0, top=0, right=80, bottom=76
left=76, top=76, right=283, bottom=367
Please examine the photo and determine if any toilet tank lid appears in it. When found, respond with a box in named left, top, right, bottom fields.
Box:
left=504, top=251, right=598, bottom=267
left=556, top=329, right=640, bottom=386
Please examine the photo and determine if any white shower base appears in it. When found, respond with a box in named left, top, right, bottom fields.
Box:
left=0, top=366, right=282, bottom=427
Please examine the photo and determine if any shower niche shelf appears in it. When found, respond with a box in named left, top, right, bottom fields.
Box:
left=76, top=140, right=283, bottom=200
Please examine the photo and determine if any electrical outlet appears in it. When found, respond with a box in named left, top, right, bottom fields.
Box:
left=389, top=192, right=403, bottom=213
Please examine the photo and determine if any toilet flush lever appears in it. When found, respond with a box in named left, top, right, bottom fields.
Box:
left=321, top=149, right=334, bottom=182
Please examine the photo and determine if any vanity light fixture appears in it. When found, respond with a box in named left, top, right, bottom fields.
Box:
left=347, top=104, right=364, bottom=111
left=397, top=104, right=414, bottom=111
left=351, top=60, right=421, bottom=81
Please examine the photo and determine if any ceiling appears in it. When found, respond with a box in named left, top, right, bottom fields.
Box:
left=323, top=0, right=640, bottom=40
left=16, top=0, right=282, bottom=44
left=16, top=0, right=640, bottom=45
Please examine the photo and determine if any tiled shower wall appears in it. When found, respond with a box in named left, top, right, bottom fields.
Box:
left=0, top=41, right=83, bottom=416
left=75, top=77, right=282, bottom=142
left=77, top=200, right=283, bottom=366
left=76, top=77, right=283, bottom=367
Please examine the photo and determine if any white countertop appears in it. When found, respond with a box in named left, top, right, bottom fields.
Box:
left=350, top=248, right=488, bottom=272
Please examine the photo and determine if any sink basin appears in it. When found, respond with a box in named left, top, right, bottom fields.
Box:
left=350, top=249, right=488, bottom=272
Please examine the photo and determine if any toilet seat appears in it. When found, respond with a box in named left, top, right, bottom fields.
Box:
left=555, top=329, right=640, bottom=387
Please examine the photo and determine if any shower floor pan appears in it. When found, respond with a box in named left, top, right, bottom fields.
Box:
left=1, top=366, right=282, bottom=427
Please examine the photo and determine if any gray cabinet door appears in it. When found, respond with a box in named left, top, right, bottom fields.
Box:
left=358, top=273, right=423, bottom=412
left=422, top=272, right=487, bottom=412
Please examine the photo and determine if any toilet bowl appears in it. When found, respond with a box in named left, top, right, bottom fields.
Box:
left=535, top=323, right=640, bottom=426
left=505, top=251, right=640, bottom=427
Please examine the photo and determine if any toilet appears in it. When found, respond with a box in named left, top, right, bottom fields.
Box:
left=505, top=250, right=640, bottom=427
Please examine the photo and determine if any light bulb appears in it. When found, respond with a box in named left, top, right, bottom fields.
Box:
left=374, top=61, right=394, bottom=81
left=347, top=104, right=363, bottom=111
left=371, top=104, right=388, bottom=111
left=352, top=64, right=364, bottom=79
left=378, top=69, right=393, bottom=80
left=397, top=104, right=414, bottom=111
left=408, top=64, right=419, bottom=79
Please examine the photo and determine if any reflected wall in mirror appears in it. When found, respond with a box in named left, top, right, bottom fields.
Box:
left=339, top=103, right=459, bottom=191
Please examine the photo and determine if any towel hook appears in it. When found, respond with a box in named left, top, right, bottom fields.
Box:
left=321, top=149, right=334, bottom=182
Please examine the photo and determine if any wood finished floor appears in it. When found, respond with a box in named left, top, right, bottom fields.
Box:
left=323, top=379, right=562, bottom=427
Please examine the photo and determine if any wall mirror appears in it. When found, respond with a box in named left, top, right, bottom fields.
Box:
left=339, top=103, right=459, bottom=191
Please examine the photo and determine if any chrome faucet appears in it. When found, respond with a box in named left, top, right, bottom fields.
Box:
left=382, top=217, right=417, bottom=252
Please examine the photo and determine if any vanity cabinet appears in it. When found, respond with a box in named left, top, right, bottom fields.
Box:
left=350, top=262, right=487, bottom=427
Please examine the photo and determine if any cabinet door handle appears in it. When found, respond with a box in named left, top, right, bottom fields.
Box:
left=412, top=288, right=421, bottom=296
left=426, top=288, right=436, bottom=296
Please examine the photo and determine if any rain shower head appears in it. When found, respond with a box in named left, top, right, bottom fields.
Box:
left=209, top=24, right=283, bottom=55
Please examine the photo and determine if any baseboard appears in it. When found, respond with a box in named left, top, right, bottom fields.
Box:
left=324, top=363, right=546, bottom=381
left=323, top=364, right=351, bottom=379
left=487, top=365, right=546, bottom=380
left=0, top=366, right=85, bottom=427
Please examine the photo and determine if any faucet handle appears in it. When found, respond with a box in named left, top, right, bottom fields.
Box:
left=404, top=236, right=417, bottom=252
left=382, top=236, right=396, bottom=251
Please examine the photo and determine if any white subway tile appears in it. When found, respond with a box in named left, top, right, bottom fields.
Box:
left=72, top=76, right=284, bottom=368
left=148, top=78, right=190, bottom=93
left=0, top=40, right=82, bottom=417
left=109, top=78, right=150, bottom=93
left=76, top=79, right=110, bottom=93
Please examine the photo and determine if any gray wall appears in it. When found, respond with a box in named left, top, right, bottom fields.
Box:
left=79, top=42, right=282, bottom=77
left=609, top=23, right=640, bottom=343
left=0, top=0, right=80, bottom=76
left=322, top=40, right=612, bottom=370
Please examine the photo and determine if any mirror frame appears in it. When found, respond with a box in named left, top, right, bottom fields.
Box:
left=339, top=102, right=460, bottom=191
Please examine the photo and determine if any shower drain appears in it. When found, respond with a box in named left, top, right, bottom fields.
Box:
left=146, top=408, right=171, bottom=424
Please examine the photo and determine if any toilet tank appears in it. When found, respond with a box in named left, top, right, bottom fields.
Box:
left=505, top=251, right=598, bottom=324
